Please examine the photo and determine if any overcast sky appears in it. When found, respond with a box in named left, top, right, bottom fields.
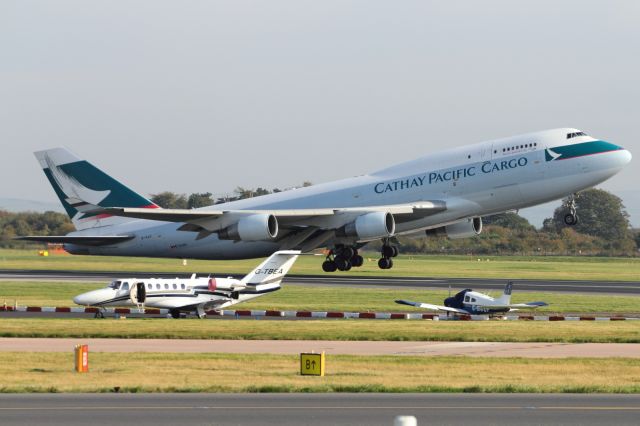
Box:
left=1, top=1, right=638, bottom=214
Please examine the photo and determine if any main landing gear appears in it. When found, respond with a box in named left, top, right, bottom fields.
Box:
left=321, top=242, right=399, bottom=272
left=564, top=194, right=579, bottom=226
left=378, top=241, right=398, bottom=270
left=322, top=245, right=364, bottom=272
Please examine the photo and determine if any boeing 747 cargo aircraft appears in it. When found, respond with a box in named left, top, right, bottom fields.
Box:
left=19, top=128, right=631, bottom=271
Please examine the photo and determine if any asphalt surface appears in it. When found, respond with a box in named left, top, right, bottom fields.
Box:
left=2, top=269, right=639, bottom=294
left=2, top=338, right=639, bottom=357
left=0, top=393, right=638, bottom=426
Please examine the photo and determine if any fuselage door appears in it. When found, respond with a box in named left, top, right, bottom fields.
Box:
left=136, top=282, right=146, bottom=303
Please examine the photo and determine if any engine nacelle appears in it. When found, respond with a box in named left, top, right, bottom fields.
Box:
left=208, top=278, right=246, bottom=291
left=337, top=211, right=396, bottom=240
left=218, top=214, right=279, bottom=241
left=425, top=217, right=482, bottom=239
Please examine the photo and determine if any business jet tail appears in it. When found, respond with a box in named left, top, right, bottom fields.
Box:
left=34, top=147, right=159, bottom=230
left=240, top=250, right=301, bottom=286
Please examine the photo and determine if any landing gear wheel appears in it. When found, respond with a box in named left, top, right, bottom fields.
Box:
left=378, top=257, right=393, bottom=270
left=94, top=311, right=104, bottom=319
left=335, top=257, right=352, bottom=271
left=169, top=309, right=181, bottom=319
left=391, top=246, right=399, bottom=258
left=564, top=193, right=578, bottom=226
left=564, top=213, right=578, bottom=226
left=340, top=246, right=356, bottom=260
left=351, top=255, right=364, bottom=267
left=322, top=260, right=338, bottom=272
left=381, top=245, right=394, bottom=258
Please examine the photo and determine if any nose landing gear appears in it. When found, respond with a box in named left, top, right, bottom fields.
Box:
left=564, top=194, right=579, bottom=226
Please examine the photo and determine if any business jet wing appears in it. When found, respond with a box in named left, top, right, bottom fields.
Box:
left=15, top=235, right=134, bottom=246
left=395, top=299, right=469, bottom=314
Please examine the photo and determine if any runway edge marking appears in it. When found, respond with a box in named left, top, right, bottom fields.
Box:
left=1, top=306, right=639, bottom=321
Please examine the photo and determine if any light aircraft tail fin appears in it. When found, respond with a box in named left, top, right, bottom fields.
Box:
left=495, top=281, right=513, bottom=305
left=34, top=148, right=159, bottom=230
left=240, top=250, right=301, bottom=286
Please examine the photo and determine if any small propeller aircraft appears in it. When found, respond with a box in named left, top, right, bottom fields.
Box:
left=73, top=250, right=300, bottom=318
left=395, top=282, right=547, bottom=318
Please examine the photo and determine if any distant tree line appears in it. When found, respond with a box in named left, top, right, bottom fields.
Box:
left=149, top=181, right=313, bottom=209
left=1, top=188, right=638, bottom=255
left=396, top=189, right=638, bottom=256
left=0, top=210, right=73, bottom=248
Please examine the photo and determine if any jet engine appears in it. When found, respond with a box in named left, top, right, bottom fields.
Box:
left=208, top=278, right=247, bottom=291
left=337, top=211, right=395, bottom=240
left=218, top=214, right=279, bottom=241
left=425, top=217, right=482, bottom=239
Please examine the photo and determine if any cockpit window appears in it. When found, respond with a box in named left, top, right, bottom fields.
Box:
left=108, top=281, right=121, bottom=289
left=464, top=295, right=470, bottom=302
left=121, top=282, right=129, bottom=291
left=567, top=131, right=587, bottom=139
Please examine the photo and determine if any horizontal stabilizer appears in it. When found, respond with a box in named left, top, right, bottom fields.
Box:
left=16, top=235, right=134, bottom=246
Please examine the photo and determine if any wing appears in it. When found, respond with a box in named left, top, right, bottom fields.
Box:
left=15, top=235, right=134, bottom=246
left=395, top=299, right=469, bottom=314
left=508, top=302, right=548, bottom=309
left=474, top=301, right=548, bottom=310
left=147, top=298, right=230, bottom=311
left=100, top=201, right=446, bottom=232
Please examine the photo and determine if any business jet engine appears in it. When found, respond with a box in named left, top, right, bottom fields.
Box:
left=218, top=214, right=279, bottom=241
left=208, top=278, right=246, bottom=291
left=337, top=211, right=396, bottom=240
left=425, top=217, right=482, bottom=239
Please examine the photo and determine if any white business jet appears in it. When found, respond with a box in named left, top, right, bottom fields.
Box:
left=20, top=128, right=631, bottom=271
left=73, top=250, right=300, bottom=318
left=396, top=282, right=548, bottom=317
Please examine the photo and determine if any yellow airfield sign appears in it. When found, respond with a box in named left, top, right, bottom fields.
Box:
left=300, top=352, right=325, bottom=376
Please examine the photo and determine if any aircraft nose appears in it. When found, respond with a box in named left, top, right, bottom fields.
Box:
left=611, top=147, right=632, bottom=170
left=73, top=293, right=90, bottom=305
left=620, top=148, right=632, bottom=165
left=73, top=289, right=108, bottom=306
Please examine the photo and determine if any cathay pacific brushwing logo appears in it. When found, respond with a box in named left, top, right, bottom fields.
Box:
left=44, top=154, right=111, bottom=206
left=545, top=148, right=561, bottom=162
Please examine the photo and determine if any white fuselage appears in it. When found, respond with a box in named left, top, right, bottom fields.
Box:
left=66, top=128, right=632, bottom=259
left=73, top=277, right=280, bottom=311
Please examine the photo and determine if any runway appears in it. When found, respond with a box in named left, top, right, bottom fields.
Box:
left=1, top=338, right=639, bottom=357
left=2, top=269, right=639, bottom=295
left=0, top=393, right=638, bottom=426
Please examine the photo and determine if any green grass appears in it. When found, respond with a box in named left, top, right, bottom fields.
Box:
left=1, top=248, right=639, bottom=280
left=1, top=280, right=639, bottom=314
left=1, top=352, right=639, bottom=393
left=1, top=318, right=639, bottom=342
